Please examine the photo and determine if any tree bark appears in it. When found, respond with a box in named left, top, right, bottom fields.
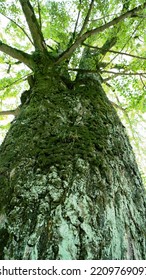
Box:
left=0, top=70, right=145, bottom=260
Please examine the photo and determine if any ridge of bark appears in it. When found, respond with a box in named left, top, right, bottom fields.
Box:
left=0, top=76, right=145, bottom=260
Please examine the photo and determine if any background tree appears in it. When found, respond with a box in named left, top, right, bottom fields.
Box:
left=0, top=0, right=145, bottom=260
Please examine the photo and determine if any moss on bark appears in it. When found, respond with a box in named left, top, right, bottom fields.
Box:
left=0, top=73, right=145, bottom=259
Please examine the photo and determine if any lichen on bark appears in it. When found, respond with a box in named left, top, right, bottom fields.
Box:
left=0, top=73, right=145, bottom=260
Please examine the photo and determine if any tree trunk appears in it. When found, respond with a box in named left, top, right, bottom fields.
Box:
left=0, top=71, right=145, bottom=260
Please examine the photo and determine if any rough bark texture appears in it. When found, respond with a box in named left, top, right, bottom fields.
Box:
left=0, top=72, right=145, bottom=260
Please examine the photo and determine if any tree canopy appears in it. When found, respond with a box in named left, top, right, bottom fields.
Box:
left=0, top=0, right=146, bottom=181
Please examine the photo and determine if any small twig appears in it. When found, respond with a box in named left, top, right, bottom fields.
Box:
left=90, top=13, right=118, bottom=22
left=78, top=0, right=95, bottom=37
left=124, top=111, right=139, bottom=143
left=0, top=11, right=33, bottom=45
left=108, top=49, right=146, bottom=60
left=68, top=68, right=146, bottom=80
left=102, top=70, right=146, bottom=75
left=110, top=100, right=126, bottom=112
left=111, top=87, right=139, bottom=145
left=37, top=0, right=42, bottom=30
left=72, top=0, right=82, bottom=39
left=0, top=72, right=32, bottom=91
left=103, top=71, right=146, bottom=82
left=106, top=19, right=143, bottom=66
left=82, top=43, right=146, bottom=60
left=140, top=76, right=146, bottom=89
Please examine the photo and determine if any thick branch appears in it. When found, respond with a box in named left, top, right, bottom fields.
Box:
left=68, top=68, right=99, bottom=74
left=0, top=41, right=33, bottom=69
left=0, top=108, right=19, bottom=116
left=19, top=0, right=46, bottom=51
left=56, top=2, right=146, bottom=64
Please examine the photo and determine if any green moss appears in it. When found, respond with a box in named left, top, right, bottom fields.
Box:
left=0, top=74, right=145, bottom=260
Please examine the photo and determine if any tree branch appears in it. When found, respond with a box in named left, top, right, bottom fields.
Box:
left=69, top=68, right=146, bottom=78
left=105, top=19, right=143, bottom=67
left=55, top=2, right=146, bottom=64
left=67, top=1, right=82, bottom=47
left=0, top=108, right=19, bottom=116
left=37, top=0, right=42, bottom=30
left=0, top=73, right=32, bottom=91
left=0, top=11, right=33, bottom=45
left=69, top=68, right=146, bottom=85
left=90, top=13, right=118, bottom=22
left=19, top=0, right=46, bottom=51
left=110, top=100, right=126, bottom=112
left=72, top=1, right=81, bottom=39
left=140, top=76, right=146, bottom=89
left=82, top=43, right=146, bottom=60
left=101, top=70, right=146, bottom=76
left=102, top=70, right=146, bottom=76
left=108, top=49, right=146, bottom=60
left=0, top=41, right=33, bottom=69
left=103, top=71, right=146, bottom=82
left=78, top=0, right=95, bottom=37
left=68, top=68, right=99, bottom=74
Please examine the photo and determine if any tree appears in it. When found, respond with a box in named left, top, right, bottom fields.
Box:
left=0, top=0, right=145, bottom=260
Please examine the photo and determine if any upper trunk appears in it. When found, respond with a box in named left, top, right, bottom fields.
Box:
left=0, top=70, right=145, bottom=260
